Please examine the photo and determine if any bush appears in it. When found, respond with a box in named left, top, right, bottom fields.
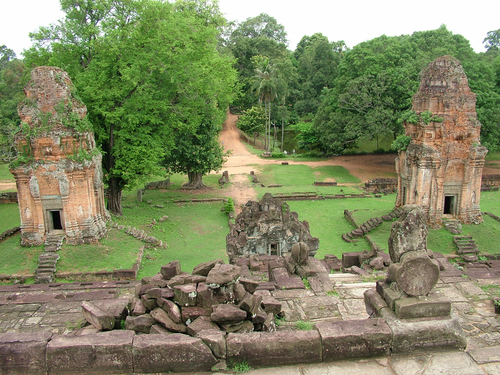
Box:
left=271, top=152, right=285, bottom=158
left=223, top=197, right=234, bottom=215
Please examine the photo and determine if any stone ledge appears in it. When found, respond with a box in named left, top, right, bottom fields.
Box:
left=0, top=317, right=470, bottom=374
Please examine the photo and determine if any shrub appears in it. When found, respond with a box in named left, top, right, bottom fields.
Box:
left=271, top=152, right=285, bottom=158
left=223, top=197, right=234, bottom=215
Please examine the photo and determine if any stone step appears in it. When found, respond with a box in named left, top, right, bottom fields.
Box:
left=35, top=267, right=56, bottom=274
left=39, top=253, right=60, bottom=261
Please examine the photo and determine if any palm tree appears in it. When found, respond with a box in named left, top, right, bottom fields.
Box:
left=251, top=57, right=277, bottom=151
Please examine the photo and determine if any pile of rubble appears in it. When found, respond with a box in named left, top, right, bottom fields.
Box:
left=81, top=259, right=283, bottom=338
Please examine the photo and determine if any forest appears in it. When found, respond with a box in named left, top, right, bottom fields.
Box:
left=1, top=0, right=499, bottom=215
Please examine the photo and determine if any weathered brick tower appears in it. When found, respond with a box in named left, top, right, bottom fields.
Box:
left=395, top=56, right=488, bottom=227
left=10, top=66, right=109, bottom=245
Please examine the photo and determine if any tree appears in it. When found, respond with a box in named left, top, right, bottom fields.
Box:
left=0, top=46, right=25, bottom=162
left=236, top=106, right=266, bottom=145
left=225, top=13, right=289, bottom=110
left=484, top=29, right=500, bottom=52
left=251, top=56, right=278, bottom=151
left=25, top=0, right=237, bottom=215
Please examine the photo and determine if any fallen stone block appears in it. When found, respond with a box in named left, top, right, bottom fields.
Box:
left=173, top=283, right=197, bottom=307
left=227, top=331, right=321, bottom=367
left=47, top=331, right=134, bottom=375
left=187, top=316, right=220, bottom=336
left=315, top=319, right=391, bottom=361
left=197, top=329, right=227, bottom=359
left=81, top=301, right=115, bottom=331
left=125, top=314, right=155, bottom=334
left=192, top=259, right=224, bottom=276
left=133, top=333, right=217, bottom=373
left=157, top=298, right=182, bottom=324
left=93, top=298, right=129, bottom=329
left=206, top=264, right=241, bottom=286
left=160, top=260, right=181, bottom=280
left=0, top=332, right=52, bottom=375
left=211, top=304, right=247, bottom=323
left=150, top=308, right=186, bottom=333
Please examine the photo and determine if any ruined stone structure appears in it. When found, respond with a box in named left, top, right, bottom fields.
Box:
left=10, top=66, right=109, bottom=245
left=226, top=193, right=319, bottom=263
left=395, top=56, right=488, bottom=226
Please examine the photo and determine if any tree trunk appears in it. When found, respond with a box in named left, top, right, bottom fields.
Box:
left=184, top=171, right=206, bottom=189
left=107, top=176, right=123, bottom=216
left=281, top=119, right=284, bottom=152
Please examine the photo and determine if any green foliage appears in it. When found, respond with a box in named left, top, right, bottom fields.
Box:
left=302, top=277, right=310, bottom=289
left=295, top=320, right=313, bottom=330
left=228, top=360, right=252, bottom=373
left=392, top=135, right=411, bottom=152
left=237, top=106, right=266, bottom=135
left=290, top=121, right=319, bottom=151
left=270, top=152, right=285, bottom=158
left=26, top=0, right=237, bottom=215
left=224, top=197, right=235, bottom=215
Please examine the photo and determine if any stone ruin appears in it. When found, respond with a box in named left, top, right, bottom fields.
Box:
left=81, top=259, right=282, bottom=338
left=226, top=193, right=319, bottom=263
left=366, top=205, right=451, bottom=319
left=395, top=56, right=488, bottom=227
left=10, top=66, right=109, bottom=245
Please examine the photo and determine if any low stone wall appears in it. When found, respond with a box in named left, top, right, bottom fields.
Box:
left=0, top=315, right=465, bottom=374
left=481, top=174, right=500, bottom=191
left=0, top=191, right=17, bottom=204
left=364, top=178, right=398, bottom=194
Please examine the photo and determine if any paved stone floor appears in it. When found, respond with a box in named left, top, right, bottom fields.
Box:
left=0, top=260, right=499, bottom=374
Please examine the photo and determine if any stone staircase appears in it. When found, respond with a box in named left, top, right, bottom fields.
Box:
left=34, top=234, right=65, bottom=284
left=453, top=235, right=479, bottom=262
left=444, top=219, right=462, bottom=234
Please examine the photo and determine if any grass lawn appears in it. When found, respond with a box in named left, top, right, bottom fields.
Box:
left=0, top=204, right=20, bottom=232
left=115, top=200, right=229, bottom=277
left=57, top=229, right=144, bottom=273
left=0, top=234, right=41, bottom=276
left=0, top=164, right=14, bottom=182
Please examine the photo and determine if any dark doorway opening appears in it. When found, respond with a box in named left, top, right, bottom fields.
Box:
left=443, top=196, right=455, bottom=215
left=50, top=210, right=63, bottom=230
left=269, top=243, right=279, bottom=256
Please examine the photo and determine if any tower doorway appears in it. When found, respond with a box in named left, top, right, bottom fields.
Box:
left=49, top=210, right=63, bottom=230
left=443, top=196, right=456, bottom=215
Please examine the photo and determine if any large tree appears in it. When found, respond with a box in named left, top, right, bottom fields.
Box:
left=24, top=0, right=237, bottom=215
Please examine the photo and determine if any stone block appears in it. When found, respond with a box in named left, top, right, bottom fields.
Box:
left=363, top=288, right=389, bottom=317
left=192, top=259, right=224, bottom=277
left=160, top=260, right=181, bottom=280
left=394, top=296, right=451, bottom=319
left=211, top=304, right=247, bottom=323
left=157, top=298, right=182, bottom=324
left=140, top=294, right=157, bottom=311
left=197, top=282, right=217, bottom=308
left=132, top=333, right=217, bottom=373
left=182, top=306, right=212, bottom=323
left=206, top=264, right=241, bottom=286
left=125, top=314, right=155, bottom=333
left=239, top=277, right=259, bottom=294
left=187, top=316, right=220, bottom=336
left=376, top=280, right=407, bottom=310
left=261, top=295, right=282, bottom=315
left=149, top=324, right=173, bottom=334
left=47, top=331, right=134, bottom=375
left=197, top=329, right=227, bottom=359
left=315, top=319, right=391, bottom=361
left=173, top=283, right=197, bottom=307
left=342, top=252, right=361, bottom=271
left=382, top=313, right=467, bottom=353
left=0, top=332, right=52, bottom=375
left=131, top=298, right=147, bottom=316
left=150, top=308, right=186, bottom=333
left=93, top=298, right=129, bottom=329
left=227, top=331, right=321, bottom=367
left=81, top=301, right=115, bottom=331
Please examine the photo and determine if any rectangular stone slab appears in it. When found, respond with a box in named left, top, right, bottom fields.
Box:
left=46, top=330, right=134, bottom=375
left=394, top=296, right=451, bottom=319
left=0, top=332, right=52, bottom=375
left=132, top=333, right=217, bottom=373
left=226, top=331, right=321, bottom=367
left=315, top=319, right=391, bottom=361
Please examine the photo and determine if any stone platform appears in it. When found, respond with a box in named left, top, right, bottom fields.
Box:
left=0, top=258, right=499, bottom=374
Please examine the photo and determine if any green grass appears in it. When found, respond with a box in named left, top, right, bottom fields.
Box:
left=295, top=320, right=314, bottom=330
left=57, top=229, right=143, bottom=273
left=485, top=152, right=500, bottom=161
left=115, top=201, right=229, bottom=277
left=0, top=164, right=14, bottom=182
left=0, top=234, right=41, bottom=276
left=0, top=203, right=20, bottom=232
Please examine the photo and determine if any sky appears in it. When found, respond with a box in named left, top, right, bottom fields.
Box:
left=1, top=0, right=498, bottom=57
